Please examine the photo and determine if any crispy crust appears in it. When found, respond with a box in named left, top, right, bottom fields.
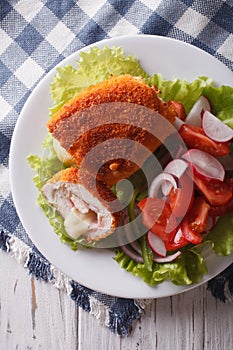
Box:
left=47, top=74, right=174, bottom=133
left=48, top=167, right=123, bottom=232
left=48, top=75, right=176, bottom=186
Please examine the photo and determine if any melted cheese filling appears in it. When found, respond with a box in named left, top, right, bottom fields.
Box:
left=64, top=207, right=97, bottom=239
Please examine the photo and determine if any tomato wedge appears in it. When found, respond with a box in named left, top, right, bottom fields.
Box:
left=179, top=124, right=230, bottom=156
left=167, top=100, right=186, bottom=120
left=194, top=175, right=232, bottom=206
left=169, top=173, right=194, bottom=218
left=165, top=228, right=189, bottom=251
left=209, top=177, right=233, bottom=216
left=209, top=197, right=233, bottom=216
left=181, top=197, right=210, bottom=244
left=137, top=197, right=177, bottom=243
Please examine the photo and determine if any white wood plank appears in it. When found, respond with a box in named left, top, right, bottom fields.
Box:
left=0, top=250, right=78, bottom=349
left=2, top=248, right=233, bottom=350
left=121, top=300, right=157, bottom=349
left=78, top=308, right=121, bottom=350
left=154, top=287, right=205, bottom=349
left=121, top=287, right=205, bottom=349
left=204, top=286, right=233, bottom=350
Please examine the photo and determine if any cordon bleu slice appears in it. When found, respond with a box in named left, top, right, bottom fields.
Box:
left=47, top=74, right=176, bottom=187
left=41, top=167, right=123, bottom=243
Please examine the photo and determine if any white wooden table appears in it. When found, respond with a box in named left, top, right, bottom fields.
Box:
left=1, top=249, right=233, bottom=350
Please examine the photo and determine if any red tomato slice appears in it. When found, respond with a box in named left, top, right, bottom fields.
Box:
left=226, top=177, right=233, bottom=191
left=209, top=197, right=233, bottom=216
left=165, top=228, right=189, bottom=251
left=137, top=197, right=177, bottom=243
left=169, top=173, right=194, bottom=218
left=194, top=175, right=232, bottom=206
left=179, top=124, right=230, bottom=156
left=181, top=197, right=210, bottom=244
left=209, top=177, right=233, bottom=216
left=167, top=100, right=186, bottom=120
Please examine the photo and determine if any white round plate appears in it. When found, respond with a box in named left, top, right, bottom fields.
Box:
left=9, top=35, right=233, bottom=299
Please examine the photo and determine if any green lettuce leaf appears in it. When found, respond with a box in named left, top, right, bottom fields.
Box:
left=149, top=74, right=233, bottom=125
left=114, top=247, right=207, bottom=286
left=206, top=212, right=233, bottom=255
left=203, top=85, right=233, bottom=127
left=50, top=46, right=149, bottom=115
left=148, top=75, right=212, bottom=113
left=27, top=134, right=64, bottom=189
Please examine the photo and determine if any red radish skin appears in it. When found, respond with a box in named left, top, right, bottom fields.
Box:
left=147, top=231, right=167, bottom=257
left=185, top=96, right=211, bottom=126
left=182, top=149, right=225, bottom=182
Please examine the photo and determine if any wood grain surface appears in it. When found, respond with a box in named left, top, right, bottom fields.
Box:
left=1, top=250, right=233, bottom=350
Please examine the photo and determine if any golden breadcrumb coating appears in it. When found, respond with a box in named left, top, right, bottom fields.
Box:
left=48, top=74, right=175, bottom=133
left=48, top=74, right=176, bottom=187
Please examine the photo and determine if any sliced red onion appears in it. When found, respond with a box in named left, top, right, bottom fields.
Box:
left=202, top=110, right=233, bottom=142
left=147, top=231, right=167, bottom=257
left=153, top=250, right=181, bottom=263
left=129, top=240, right=142, bottom=255
left=182, top=149, right=225, bottom=182
left=185, top=96, right=211, bottom=126
left=149, top=172, right=177, bottom=198
left=120, top=244, right=144, bottom=263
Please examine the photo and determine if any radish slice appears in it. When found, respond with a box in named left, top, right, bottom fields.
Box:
left=202, top=110, right=233, bottom=142
left=161, top=159, right=188, bottom=195
left=182, top=149, right=225, bottom=181
left=164, top=159, right=188, bottom=178
left=153, top=250, right=181, bottom=263
left=185, top=96, right=211, bottom=126
left=149, top=173, right=177, bottom=198
left=174, top=117, right=185, bottom=130
left=147, top=231, right=167, bottom=257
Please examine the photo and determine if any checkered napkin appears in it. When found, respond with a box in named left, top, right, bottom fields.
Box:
left=1, top=0, right=233, bottom=336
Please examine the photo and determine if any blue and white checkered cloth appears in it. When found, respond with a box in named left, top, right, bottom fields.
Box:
left=1, top=0, right=233, bottom=336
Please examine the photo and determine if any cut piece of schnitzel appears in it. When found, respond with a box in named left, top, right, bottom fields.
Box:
left=47, top=74, right=176, bottom=186
left=41, top=167, right=123, bottom=242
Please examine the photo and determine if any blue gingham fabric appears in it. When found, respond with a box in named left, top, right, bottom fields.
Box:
left=1, top=0, right=233, bottom=336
